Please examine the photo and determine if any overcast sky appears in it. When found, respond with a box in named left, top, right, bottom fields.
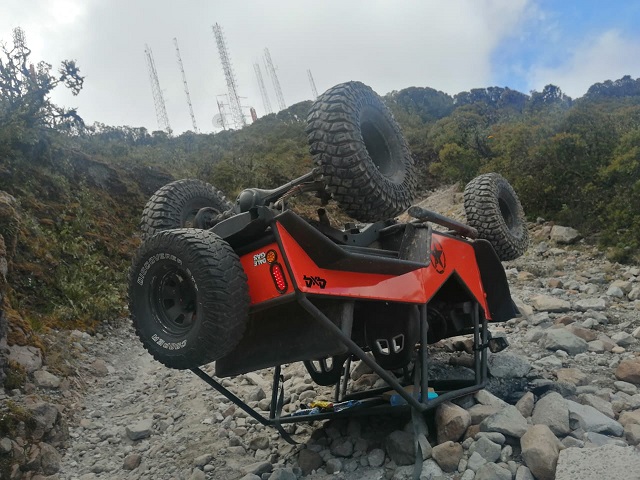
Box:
left=2, top=0, right=640, bottom=134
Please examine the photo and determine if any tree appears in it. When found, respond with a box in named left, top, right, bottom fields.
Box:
left=0, top=28, right=85, bottom=154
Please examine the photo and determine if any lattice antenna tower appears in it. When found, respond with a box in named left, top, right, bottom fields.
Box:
left=216, top=96, right=229, bottom=130
left=264, top=48, right=286, bottom=111
left=173, top=37, right=198, bottom=133
left=12, top=27, right=27, bottom=54
left=307, top=69, right=318, bottom=99
left=212, top=23, right=245, bottom=129
left=144, top=44, right=172, bottom=135
left=253, top=63, right=272, bottom=114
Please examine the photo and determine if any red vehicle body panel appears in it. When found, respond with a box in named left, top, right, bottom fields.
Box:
left=239, top=223, right=493, bottom=320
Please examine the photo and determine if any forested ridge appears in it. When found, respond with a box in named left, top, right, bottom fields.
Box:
left=1, top=37, right=640, bottom=336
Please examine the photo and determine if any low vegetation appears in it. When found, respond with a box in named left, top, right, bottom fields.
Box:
left=1, top=34, right=640, bottom=341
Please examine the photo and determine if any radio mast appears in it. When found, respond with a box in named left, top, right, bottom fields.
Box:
left=144, top=44, right=172, bottom=135
left=253, top=63, right=272, bottom=114
left=264, top=48, right=286, bottom=111
left=173, top=37, right=198, bottom=133
left=212, top=23, right=245, bottom=129
left=307, top=69, right=318, bottom=99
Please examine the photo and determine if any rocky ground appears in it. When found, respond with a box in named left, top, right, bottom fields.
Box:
left=4, top=188, right=640, bottom=480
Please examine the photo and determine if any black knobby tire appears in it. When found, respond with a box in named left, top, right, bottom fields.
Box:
left=128, top=228, right=249, bottom=369
left=463, top=173, right=529, bottom=261
left=306, top=81, right=417, bottom=222
left=140, top=179, right=231, bottom=240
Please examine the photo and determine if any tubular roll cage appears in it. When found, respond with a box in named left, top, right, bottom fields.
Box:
left=190, top=223, right=491, bottom=444
left=188, top=171, right=496, bottom=443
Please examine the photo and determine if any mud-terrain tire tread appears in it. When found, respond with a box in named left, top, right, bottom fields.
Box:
left=306, top=81, right=417, bottom=222
left=140, top=179, right=231, bottom=240
left=128, top=228, right=249, bottom=369
left=463, top=173, right=529, bottom=261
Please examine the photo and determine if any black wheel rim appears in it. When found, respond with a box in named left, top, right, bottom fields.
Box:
left=499, top=197, right=516, bottom=231
left=360, top=106, right=403, bottom=182
left=151, top=267, right=198, bottom=335
left=181, top=200, right=222, bottom=228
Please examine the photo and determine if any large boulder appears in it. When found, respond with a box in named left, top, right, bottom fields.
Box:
left=555, top=445, right=640, bottom=480
left=531, top=392, right=570, bottom=436
left=435, top=401, right=471, bottom=443
left=521, top=425, right=562, bottom=480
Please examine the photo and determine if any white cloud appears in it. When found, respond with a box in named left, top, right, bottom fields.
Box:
left=528, top=29, right=640, bottom=97
left=3, top=0, right=530, bottom=134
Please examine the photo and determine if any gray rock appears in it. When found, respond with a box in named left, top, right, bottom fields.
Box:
left=385, top=430, right=414, bottom=465
left=612, top=331, right=635, bottom=347
left=420, top=459, right=444, bottom=479
left=556, top=367, right=588, bottom=386
left=555, top=445, right=640, bottom=479
left=521, top=425, right=561, bottom=480
left=38, top=442, right=61, bottom=475
left=33, top=370, right=61, bottom=389
left=531, top=295, right=571, bottom=312
left=488, top=352, right=531, bottom=378
left=367, top=448, right=385, bottom=467
left=269, top=468, right=297, bottom=480
left=330, top=438, right=353, bottom=457
left=615, top=381, right=639, bottom=395
left=575, top=298, right=606, bottom=311
left=475, top=462, right=512, bottom=480
left=0, top=437, right=11, bottom=454
left=474, top=389, right=508, bottom=408
left=325, top=459, right=342, bottom=474
left=475, top=431, right=506, bottom=445
left=471, top=436, right=501, bottom=463
left=193, top=454, right=212, bottom=467
left=8, top=345, right=42, bottom=373
left=480, top=405, right=528, bottom=438
left=531, top=392, right=570, bottom=436
left=515, top=392, right=535, bottom=418
left=431, top=441, right=463, bottom=473
left=624, top=423, right=640, bottom=445
left=534, top=355, right=563, bottom=369
left=189, top=470, right=206, bottom=480
left=468, top=404, right=501, bottom=424
left=249, top=435, right=270, bottom=450
left=241, top=461, right=272, bottom=476
left=247, top=387, right=266, bottom=402
left=500, top=444, right=512, bottom=462
left=126, top=418, right=153, bottom=441
left=579, top=393, right=615, bottom=419
left=297, top=450, right=322, bottom=475
left=460, top=470, right=475, bottom=480
left=540, top=329, right=588, bottom=355
left=515, top=465, right=535, bottom=480
left=467, top=451, right=487, bottom=471
left=629, top=286, right=640, bottom=301
left=27, top=402, right=59, bottom=441
left=566, top=399, right=624, bottom=436
left=562, top=436, right=584, bottom=448
left=417, top=434, right=432, bottom=460
left=584, top=431, right=627, bottom=447
left=123, top=453, right=142, bottom=470
left=606, top=286, right=625, bottom=298
left=90, top=359, right=110, bottom=377
left=550, top=226, right=580, bottom=244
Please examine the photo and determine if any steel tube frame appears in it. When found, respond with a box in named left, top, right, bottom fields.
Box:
left=190, top=291, right=489, bottom=443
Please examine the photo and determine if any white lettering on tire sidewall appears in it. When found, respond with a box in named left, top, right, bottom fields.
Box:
left=151, top=333, right=187, bottom=350
left=137, top=253, right=182, bottom=286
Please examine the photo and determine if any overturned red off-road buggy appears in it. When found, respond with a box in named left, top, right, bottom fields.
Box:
left=128, top=81, right=529, bottom=442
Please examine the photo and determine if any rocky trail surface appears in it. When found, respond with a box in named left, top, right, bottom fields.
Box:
left=4, top=189, right=640, bottom=480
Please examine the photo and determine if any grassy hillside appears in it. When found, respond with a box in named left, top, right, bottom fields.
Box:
left=1, top=38, right=640, bottom=348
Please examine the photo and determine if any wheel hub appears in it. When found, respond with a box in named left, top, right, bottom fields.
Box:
left=153, top=269, right=197, bottom=335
